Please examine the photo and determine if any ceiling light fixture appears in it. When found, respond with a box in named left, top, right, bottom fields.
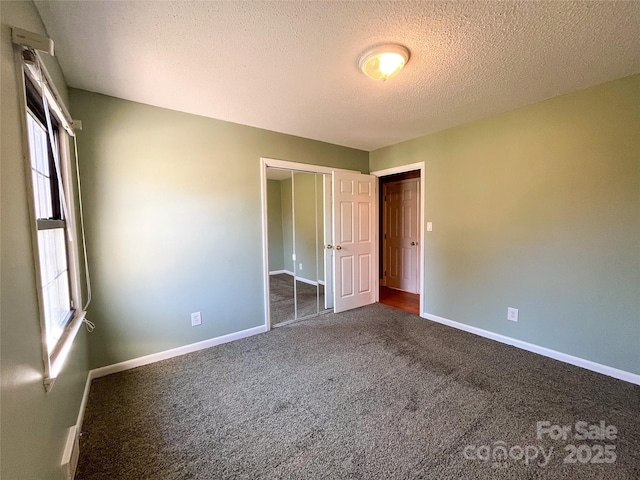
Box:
left=358, top=44, right=410, bottom=81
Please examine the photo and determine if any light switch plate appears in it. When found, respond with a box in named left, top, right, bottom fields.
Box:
left=427, top=222, right=433, bottom=232
left=191, top=311, right=202, bottom=326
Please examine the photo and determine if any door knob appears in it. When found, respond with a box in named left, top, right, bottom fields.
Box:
left=411, top=242, right=417, bottom=246
left=326, top=244, right=333, bottom=249
left=335, top=245, right=342, bottom=250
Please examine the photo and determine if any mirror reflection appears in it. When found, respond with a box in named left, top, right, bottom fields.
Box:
left=267, top=168, right=332, bottom=326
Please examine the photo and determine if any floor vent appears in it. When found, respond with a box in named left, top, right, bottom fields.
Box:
left=61, top=425, right=79, bottom=480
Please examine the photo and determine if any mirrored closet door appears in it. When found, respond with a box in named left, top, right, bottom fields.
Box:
left=266, top=168, right=332, bottom=326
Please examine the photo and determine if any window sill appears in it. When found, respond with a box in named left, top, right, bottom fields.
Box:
left=44, top=310, right=86, bottom=392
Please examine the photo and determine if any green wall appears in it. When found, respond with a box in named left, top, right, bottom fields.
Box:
left=269, top=173, right=326, bottom=284
left=293, top=172, right=325, bottom=284
left=0, top=1, right=90, bottom=478
left=69, top=88, right=368, bottom=369
left=371, top=74, right=640, bottom=374
left=267, top=179, right=285, bottom=272
left=281, top=176, right=294, bottom=273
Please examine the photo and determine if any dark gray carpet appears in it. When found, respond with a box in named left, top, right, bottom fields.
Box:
left=77, top=304, right=639, bottom=479
left=269, top=274, right=326, bottom=325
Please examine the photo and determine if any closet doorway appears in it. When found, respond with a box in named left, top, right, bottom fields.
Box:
left=261, top=158, right=378, bottom=329
left=265, top=167, right=331, bottom=326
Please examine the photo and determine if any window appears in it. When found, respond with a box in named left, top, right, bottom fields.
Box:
left=25, top=77, right=75, bottom=354
left=22, top=71, right=85, bottom=389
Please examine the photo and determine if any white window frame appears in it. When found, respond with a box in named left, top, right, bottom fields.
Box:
left=16, top=48, right=86, bottom=391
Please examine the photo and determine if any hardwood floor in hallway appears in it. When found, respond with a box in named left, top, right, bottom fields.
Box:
left=379, top=285, right=420, bottom=315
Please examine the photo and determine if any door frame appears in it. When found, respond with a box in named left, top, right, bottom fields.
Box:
left=370, top=162, right=425, bottom=316
left=260, top=157, right=360, bottom=330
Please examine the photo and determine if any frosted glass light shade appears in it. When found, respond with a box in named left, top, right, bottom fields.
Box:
left=358, top=44, right=410, bottom=81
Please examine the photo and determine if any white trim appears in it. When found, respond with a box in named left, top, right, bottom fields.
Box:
left=371, top=162, right=425, bottom=314
left=20, top=49, right=75, bottom=135
left=262, top=157, right=359, bottom=176
left=269, top=270, right=319, bottom=286
left=322, top=175, right=334, bottom=309
left=60, top=424, right=79, bottom=480
left=269, top=270, right=293, bottom=276
left=421, top=312, right=640, bottom=385
left=291, top=171, right=298, bottom=319
left=48, top=311, right=86, bottom=384
left=60, top=130, right=84, bottom=313
left=260, top=159, right=272, bottom=330
left=76, top=372, right=92, bottom=433
left=370, top=162, right=424, bottom=178
left=374, top=175, right=380, bottom=303
left=90, top=325, right=267, bottom=379
left=296, top=276, right=318, bottom=287
left=14, top=45, right=52, bottom=386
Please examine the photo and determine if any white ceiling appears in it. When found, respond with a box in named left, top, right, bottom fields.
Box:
left=35, top=1, right=640, bottom=151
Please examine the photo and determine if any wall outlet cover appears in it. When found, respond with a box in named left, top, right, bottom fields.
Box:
left=191, top=311, right=202, bottom=326
left=507, top=307, right=518, bottom=322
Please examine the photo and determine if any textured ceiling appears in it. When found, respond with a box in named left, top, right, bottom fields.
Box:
left=35, top=1, right=640, bottom=151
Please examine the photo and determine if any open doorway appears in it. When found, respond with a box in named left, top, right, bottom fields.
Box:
left=371, top=163, right=425, bottom=316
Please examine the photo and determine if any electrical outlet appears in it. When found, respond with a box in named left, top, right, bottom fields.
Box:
left=191, top=311, right=202, bottom=326
left=507, top=307, right=518, bottom=322
left=299, top=263, right=303, bottom=270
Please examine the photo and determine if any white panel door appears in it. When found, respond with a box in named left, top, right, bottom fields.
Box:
left=384, top=179, right=419, bottom=293
left=333, top=171, right=377, bottom=313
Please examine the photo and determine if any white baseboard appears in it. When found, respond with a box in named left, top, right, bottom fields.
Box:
left=60, top=425, right=79, bottom=480
left=270, top=270, right=321, bottom=287
left=75, top=324, right=268, bottom=432
left=421, top=312, right=640, bottom=385
left=269, top=270, right=292, bottom=276
left=76, top=374, right=92, bottom=433
left=296, top=276, right=318, bottom=286
left=90, top=325, right=267, bottom=379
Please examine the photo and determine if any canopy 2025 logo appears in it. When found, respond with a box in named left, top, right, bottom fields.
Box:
left=463, top=420, right=618, bottom=468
